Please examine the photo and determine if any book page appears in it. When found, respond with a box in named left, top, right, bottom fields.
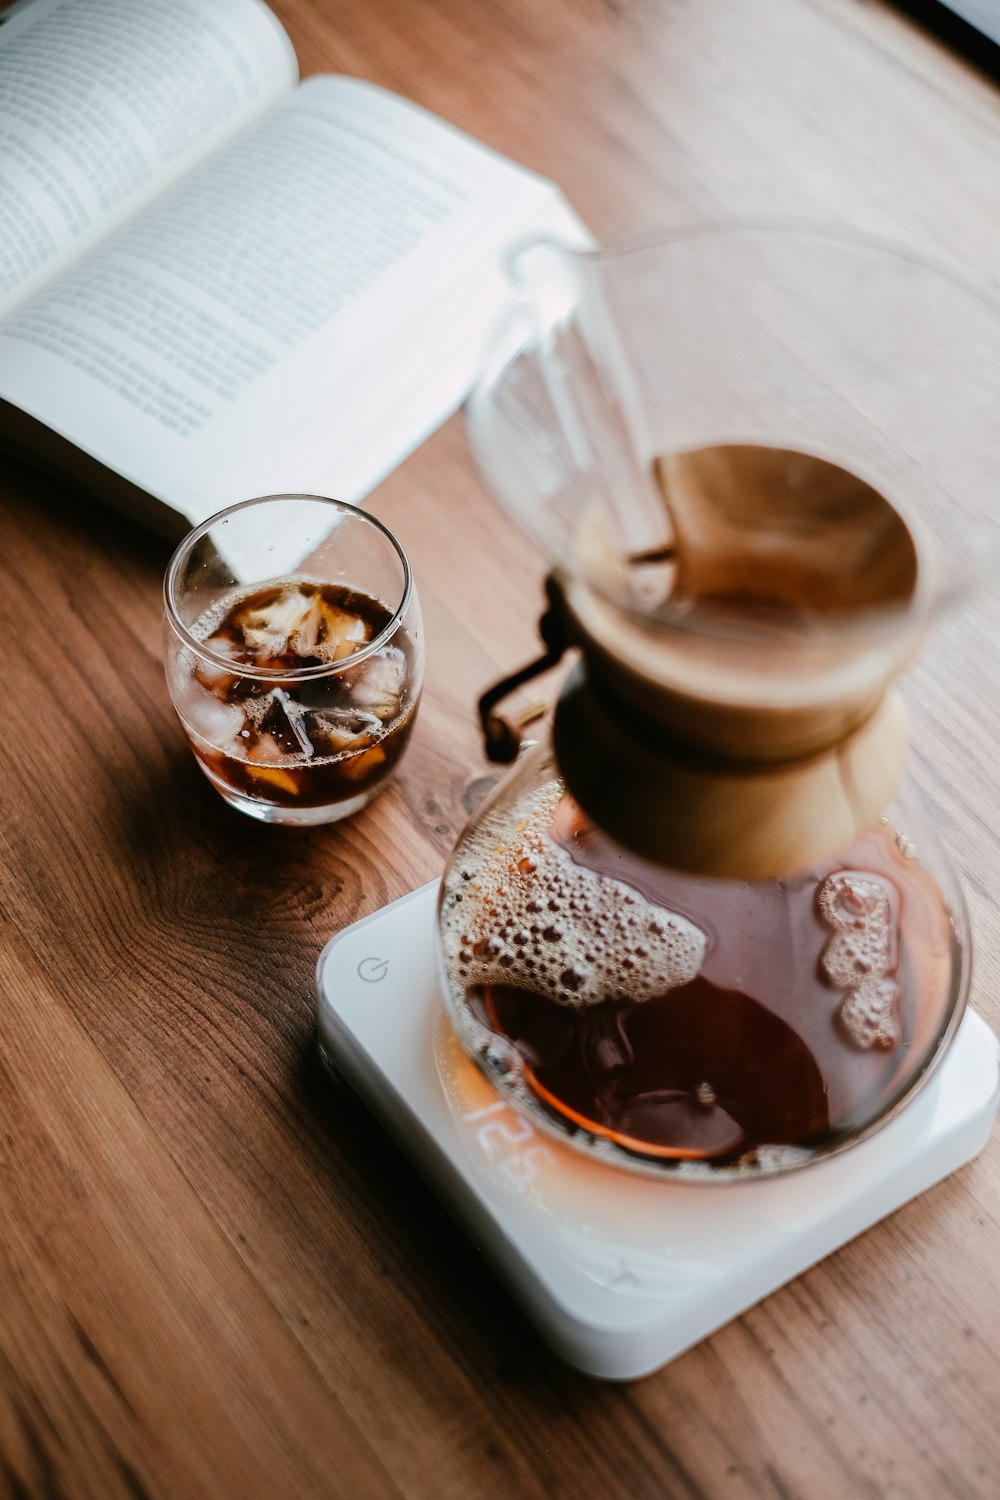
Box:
left=0, top=0, right=297, bottom=317
left=0, top=76, right=588, bottom=525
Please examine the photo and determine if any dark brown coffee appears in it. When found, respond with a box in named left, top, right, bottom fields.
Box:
left=443, top=782, right=959, bottom=1168
left=182, top=580, right=417, bottom=809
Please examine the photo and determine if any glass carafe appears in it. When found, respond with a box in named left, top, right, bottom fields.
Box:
left=437, top=227, right=1000, bottom=1180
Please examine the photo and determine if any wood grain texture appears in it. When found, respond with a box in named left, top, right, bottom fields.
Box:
left=3, top=2, right=1000, bottom=1497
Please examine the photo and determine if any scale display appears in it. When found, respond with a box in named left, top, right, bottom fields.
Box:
left=316, top=883, right=999, bottom=1380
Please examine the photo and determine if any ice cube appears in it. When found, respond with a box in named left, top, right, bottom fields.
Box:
left=245, top=731, right=290, bottom=764
left=348, top=646, right=405, bottom=720
left=311, top=706, right=381, bottom=753
left=193, top=633, right=241, bottom=693
left=238, top=587, right=312, bottom=660
left=238, top=587, right=372, bottom=664
left=188, top=694, right=245, bottom=751
left=205, top=631, right=240, bottom=658
left=243, top=763, right=301, bottom=797
left=340, top=744, right=387, bottom=781
left=292, top=591, right=369, bottom=663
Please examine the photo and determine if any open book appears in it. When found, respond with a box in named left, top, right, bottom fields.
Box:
left=0, top=0, right=587, bottom=537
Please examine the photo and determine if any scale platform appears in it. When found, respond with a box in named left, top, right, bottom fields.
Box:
left=316, top=882, right=999, bottom=1381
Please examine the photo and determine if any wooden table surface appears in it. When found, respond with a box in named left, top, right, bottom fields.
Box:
left=4, top=1, right=1000, bottom=1496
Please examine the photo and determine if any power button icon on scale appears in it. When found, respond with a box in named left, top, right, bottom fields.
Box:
left=357, top=956, right=389, bottom=983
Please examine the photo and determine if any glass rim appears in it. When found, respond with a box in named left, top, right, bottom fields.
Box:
left=476, top=219, right=1000, bottom=645
left=163, top=493, right=414, bottom=681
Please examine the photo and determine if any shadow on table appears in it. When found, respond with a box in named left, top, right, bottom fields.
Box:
left=7, top=447, right=669, bottom=1480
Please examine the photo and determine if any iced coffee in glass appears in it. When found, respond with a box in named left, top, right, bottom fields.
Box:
left=163, top=495, right=423, bottom=825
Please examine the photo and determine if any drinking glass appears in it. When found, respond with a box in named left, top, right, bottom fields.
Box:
left=163, top=494, right=423, bottom=825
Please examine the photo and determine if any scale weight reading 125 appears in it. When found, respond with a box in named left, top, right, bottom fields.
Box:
left=316, top=882, right=999, bottom=1381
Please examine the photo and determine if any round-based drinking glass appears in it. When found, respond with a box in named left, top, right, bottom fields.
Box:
left=163, top=494, right=423, bottom=825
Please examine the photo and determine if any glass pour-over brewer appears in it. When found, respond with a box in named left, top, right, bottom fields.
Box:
left=437, top=227, right=1000, bottom=1181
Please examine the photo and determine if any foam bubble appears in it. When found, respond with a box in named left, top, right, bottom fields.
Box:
left=189, top=592, right=235, bottom=644
left=441, top=781, right=706, bottom=1010
left=818, top=870, right=901, bottom=1049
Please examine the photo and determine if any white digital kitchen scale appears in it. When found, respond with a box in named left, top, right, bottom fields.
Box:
left=316, top=882, right=999, bottom=1381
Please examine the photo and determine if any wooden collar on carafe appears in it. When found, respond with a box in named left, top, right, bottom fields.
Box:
left=550, top=444, right=925, bottom=880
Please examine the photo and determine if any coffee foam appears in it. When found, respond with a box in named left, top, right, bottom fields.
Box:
left=189, top=590, right=239, bottom=643
left=818, top=869, right=901, bottom=1049
left=441, top=781, right=706, bottom=1010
